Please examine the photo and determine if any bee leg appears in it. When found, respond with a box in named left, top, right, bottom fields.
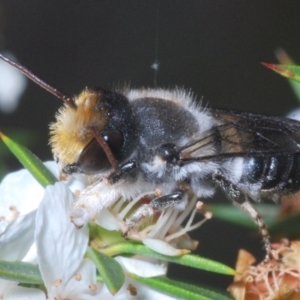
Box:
left=213, top=173, right=273, bottom=260
left=150, top=189, right=188, bottom=211
left=107, top=160, right=138, bottom=184
left=124, top=189, right=187, bottom=237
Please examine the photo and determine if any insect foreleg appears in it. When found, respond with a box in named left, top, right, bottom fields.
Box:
left=213, top=173, right=273, bottom=260
left=107, top=160, right=138, bottom=184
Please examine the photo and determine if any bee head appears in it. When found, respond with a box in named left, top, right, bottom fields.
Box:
left=50, top=88, right=138, bottom=175
left=0, top=54, right=138, bottom=176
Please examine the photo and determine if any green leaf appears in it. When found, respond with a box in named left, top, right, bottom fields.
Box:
left=0, top=260, right=43, bottom=284
left=205, top=204, right=278, bottom=228
left=89, top=222, right=126, bottom=248
left=269, top=213, right=300, bottom=238
left=0, top=132, right=56, bottom=187
left=274, top=49, right=300, bottom=101
left=87, top=247, right=125, bottom=295
left=129, top=275, right=233, bottom=300
left=262, top=63, right=300, bottom=84
left=0, top=128, right=36, bottom=160
left=99, top=242, right=235, bottom=276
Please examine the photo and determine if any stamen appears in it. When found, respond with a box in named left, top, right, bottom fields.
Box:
left=159, top=210, right=178, bottom=239
left=53, top=278, right=62, bottom=287
left=74, top=273, right=82, bottom=281
left=147, top=209, right=172, bottom=238
left=263, top=271, right=274, bottom=296
left=184, top=199, right=199, bottom=229
left=111, top=197, right=125, bottom=213
left=139, top=224, right=156, bottom=235
left=89, top=284, right=98, bottom=291
left=119, top=191, right=155, bottom=219
left=172, top=195, right=198, bottom=228
left=166, top=205, right=211, bottom=242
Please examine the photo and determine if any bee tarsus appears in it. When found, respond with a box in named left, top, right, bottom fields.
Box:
left=108, top=160, right=137, bottom=184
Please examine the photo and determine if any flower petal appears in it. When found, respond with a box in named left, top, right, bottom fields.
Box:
left=3, top=286, right=45, bottom=300
left=98, top=277, right=177, bottom=300
left=0, top=210, right=35, bottom=261
left=62, top=259, right=100, bottom=299
left=0, top=161, right=57, bottom=221
left=143, top=238, right=190, bottom=256
left=0, top=280, right=17, bottom=298
left=96, top=208, right=120, bottom=231
left=115, top=256, right=167, bottom=277
left=35, top=182, right=89, bottom=292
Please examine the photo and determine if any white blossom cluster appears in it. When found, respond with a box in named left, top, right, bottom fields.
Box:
left=0, top=161, right=207, bottom=299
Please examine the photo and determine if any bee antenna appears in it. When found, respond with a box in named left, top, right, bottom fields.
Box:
left=90, top=127, right=121, bottom=174
left=0, top=53, right=76, bottom=109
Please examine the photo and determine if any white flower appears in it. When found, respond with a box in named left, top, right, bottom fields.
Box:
left=35, top=182, right=176, bottom=299
left=0, top=166, right=171, bottom=299
left=35, top=182, right=98, bottom=299
left=0, top=161, right=206, bottom=299
left=0, top=162, right=56, bottom=298
left=0, top=162, right=87, bottom=298
left=0, top=52, right=27, bottom=113
left=0, top=161, right=71, bottom=262
left=3, top=286, right=45, bottom=300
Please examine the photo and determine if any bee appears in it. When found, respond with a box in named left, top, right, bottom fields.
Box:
left=2, top=53, right=300, bottom=259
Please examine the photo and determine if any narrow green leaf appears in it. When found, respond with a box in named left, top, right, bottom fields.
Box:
left=87, top=247, right=125, bottom=295
left=0, top=132, right=56, bottom=187
left=129, top=275, right=233, bottom=300
left=262, top=63, right=300, bottom=84
left=274, top=49, right=300, bottom=102
left=0, top=260, right=43, bottom=284
left=205, top=204, right=278, bottom=228
left=100, top=242, right=235, bottom=276
left=269, top=213, right=300, bottom=238
left=0, top=128, right=36, bottom=160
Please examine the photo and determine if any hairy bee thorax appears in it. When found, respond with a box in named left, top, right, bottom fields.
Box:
left=49, top=88, right=139, bottom=174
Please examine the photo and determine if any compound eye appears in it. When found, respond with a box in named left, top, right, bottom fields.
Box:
left=77, top=129, right=124, bottom=174
left=101, top=129, right=124, bottom=154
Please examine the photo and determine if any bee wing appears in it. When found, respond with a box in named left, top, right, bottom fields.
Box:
left=179, top=109, right=300, bottom=163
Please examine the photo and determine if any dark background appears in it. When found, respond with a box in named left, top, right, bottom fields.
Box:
left=1, top=0, right=300, bottom=292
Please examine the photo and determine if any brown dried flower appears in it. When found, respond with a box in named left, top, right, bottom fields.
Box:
left=228, top=241, right=300, bottom=300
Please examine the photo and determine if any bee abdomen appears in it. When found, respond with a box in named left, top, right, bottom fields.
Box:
left=242, top=154, right=300, bottom=194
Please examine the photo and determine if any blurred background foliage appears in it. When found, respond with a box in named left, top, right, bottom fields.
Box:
left=1, top=0, right=300, bottom=291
